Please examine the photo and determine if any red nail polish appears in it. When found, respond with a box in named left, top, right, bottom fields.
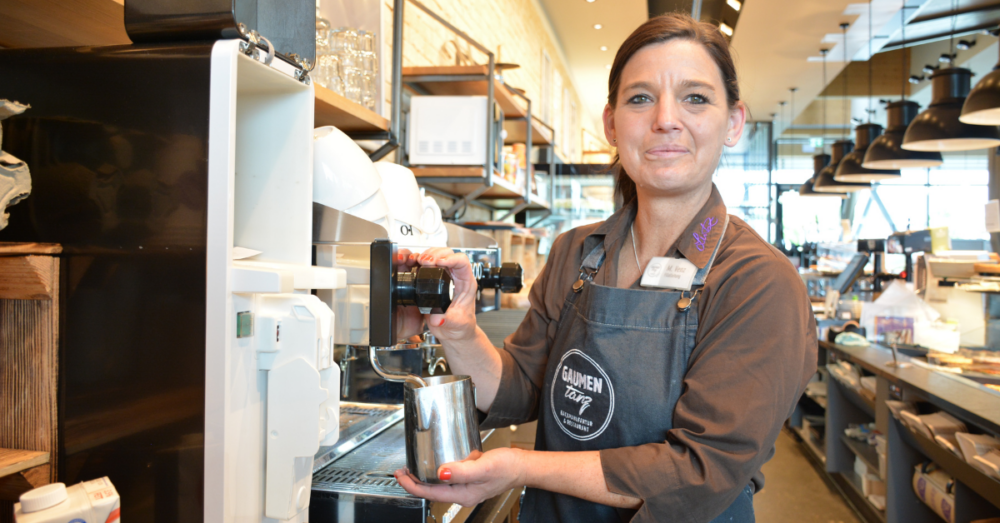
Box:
left=439, top=469, right=452, bottom=481
left=438, top=318, right=445, bottom=327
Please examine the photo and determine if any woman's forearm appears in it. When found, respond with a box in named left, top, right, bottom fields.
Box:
left=441, top=326, right=503, bottom=411
left=520, top=450, right=643, bottom=509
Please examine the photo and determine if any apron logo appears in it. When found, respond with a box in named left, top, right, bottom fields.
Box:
left=550, top=349, right=615, bottom=441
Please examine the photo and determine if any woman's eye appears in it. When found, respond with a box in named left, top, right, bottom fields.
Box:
left=627, top=94, right=652, bottom=104
left=685, top=93, right=710, bottom=105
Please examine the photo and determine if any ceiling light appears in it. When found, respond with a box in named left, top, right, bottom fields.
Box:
left=835, top=124, right=901, bottom=181
left=923, top=64, right=938, bottom=75
left=593, top=24, right=602, bottom=29
left=727, top=0, right=742, bottom=11
left=801, top=155, right=847, bottom=198
left=863, top=101, right=943, bottom=169
left=814, top=141, right=871, bottom=193
left=909, top=75, right=924, bottom=84
left=960, top=49, right=1000, bottom=125
left=957, top=39, right=975, bottom=51
left=903, top=68, right=1000, bottom=151
left=600, top=46, right=608, bottom=51
left=587, top=0, right=596, bottom=2
left=605, top=64, right=611, bottom=69
left=719, top=23, right=734, bottom=36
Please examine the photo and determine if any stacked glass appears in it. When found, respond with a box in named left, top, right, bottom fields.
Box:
left=315, top=22, right=379, bottom=110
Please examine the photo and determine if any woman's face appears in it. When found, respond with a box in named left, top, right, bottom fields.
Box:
left=603, top=39, right=745, bottom=199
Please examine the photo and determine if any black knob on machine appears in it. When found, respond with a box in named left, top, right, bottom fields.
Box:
left=478, top=262, right=524, bottom=293
left=395, top=266, right=453, bottom=314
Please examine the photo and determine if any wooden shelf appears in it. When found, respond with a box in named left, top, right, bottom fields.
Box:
left=0, top=449, right=50, bottom=501
left=0, top=0, right=130, bottom=49
left=0, top=449, right=48, bottom=479
left=402, top=65, right=527, bottom=118
left=314, top=85, right=389, bottom=133
left=503, top=118, right=553, bottom=146
left=411, top=166, right=525, bottom=199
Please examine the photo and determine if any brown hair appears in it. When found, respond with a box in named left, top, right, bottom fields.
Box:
left=607, top=13, right=741, bottom=203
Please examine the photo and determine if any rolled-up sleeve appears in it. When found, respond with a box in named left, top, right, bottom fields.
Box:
left=480, top=230, right=581, bottom=429
left=599, top=235, right=817, bottom=523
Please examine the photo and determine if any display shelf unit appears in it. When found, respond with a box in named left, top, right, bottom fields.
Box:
left=397, top=0, right=553, bottom=220
left=799, top=341, right=1000, bottom=523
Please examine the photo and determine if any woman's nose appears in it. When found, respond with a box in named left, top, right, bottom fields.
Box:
left=652, top=99, right=683, bottom=133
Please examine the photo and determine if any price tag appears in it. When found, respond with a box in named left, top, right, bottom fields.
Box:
left=640, top=257, right=697, bottom=290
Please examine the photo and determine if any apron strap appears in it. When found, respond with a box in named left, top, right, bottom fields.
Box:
left=577, top=215, right=730, bottom=286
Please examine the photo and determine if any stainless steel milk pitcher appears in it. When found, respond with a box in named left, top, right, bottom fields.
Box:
left=404, top=375, right=483, bottom=484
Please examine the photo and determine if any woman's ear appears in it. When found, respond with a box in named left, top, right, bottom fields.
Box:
left=725, top=102, right=747, bottom=147
left=602, top=104, right=616, bottom=145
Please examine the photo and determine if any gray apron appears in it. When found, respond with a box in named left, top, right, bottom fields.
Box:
left=521, top=217, right=754, bottom=523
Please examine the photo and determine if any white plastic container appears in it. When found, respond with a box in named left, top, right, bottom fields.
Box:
left=14, top=477, right=120, bottom=523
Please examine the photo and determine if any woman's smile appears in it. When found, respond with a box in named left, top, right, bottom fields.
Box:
left=645, top=143, right=690, bottom=159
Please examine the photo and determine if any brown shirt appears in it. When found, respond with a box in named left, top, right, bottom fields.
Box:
left=481, top=185, right=818, bottom=523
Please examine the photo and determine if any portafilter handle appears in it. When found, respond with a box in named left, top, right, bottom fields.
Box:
left=371, top=239, right=456, bottom=347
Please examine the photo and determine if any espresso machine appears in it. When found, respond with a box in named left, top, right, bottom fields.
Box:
left=307, top=201, right=522, bottom=523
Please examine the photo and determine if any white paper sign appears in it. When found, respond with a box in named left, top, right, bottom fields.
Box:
left=640, top=257, right=697, bottom=290
left=986, top=200, right=1000, bottom=233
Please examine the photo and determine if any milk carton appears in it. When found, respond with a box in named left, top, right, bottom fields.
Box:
left=14, top=477, right=120, bottom=523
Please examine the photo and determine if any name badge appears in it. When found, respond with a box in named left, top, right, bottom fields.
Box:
left=640, top=257, right=697, bottom=290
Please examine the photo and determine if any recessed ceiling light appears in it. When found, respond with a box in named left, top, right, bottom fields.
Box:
left=594, top=24, right=603, bottom=30
left=605, top=64, right=612, bottom=69
left=587, top=0, right=596, bottom=3
left=719, top=23, right=733, bottom=36
left=727, top=0, right=741, bottom=11
left=600, top=46, right=608, bottom=51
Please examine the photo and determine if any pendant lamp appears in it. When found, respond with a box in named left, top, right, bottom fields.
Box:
left=835, top=124, right=902, bottom=181
left=863, top=1, right=944, bottom=168
left=863, top=101, right=944, bottom=168
left=801, top=153, right=845, bottom=197
left=960, top=58, right=1000, bottom=125
left=815, top=140, right=871, bottom=192
left=902, top=67, right=1000, bottom=151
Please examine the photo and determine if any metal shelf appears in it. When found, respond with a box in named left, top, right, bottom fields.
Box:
left=402, top=65, right=526, bottom=117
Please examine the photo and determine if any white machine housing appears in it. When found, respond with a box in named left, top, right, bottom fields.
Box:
left=204, top=40, right=346, bottom=523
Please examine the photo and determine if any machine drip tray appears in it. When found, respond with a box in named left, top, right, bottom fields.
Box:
left=313, top=402, right=404, bottom=473
left=312, top=420, right=414, bottom=500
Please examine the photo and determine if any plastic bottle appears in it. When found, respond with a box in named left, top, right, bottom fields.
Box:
left=14, top=477, right=120, bottom=523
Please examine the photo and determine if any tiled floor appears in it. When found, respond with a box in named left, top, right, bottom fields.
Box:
left=754, top=429, right=861, bottom=523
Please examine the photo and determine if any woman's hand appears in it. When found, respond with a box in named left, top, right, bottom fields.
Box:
left=394, top=448, right=527, bottom=507
left=414, top=247, right=480, bottom=343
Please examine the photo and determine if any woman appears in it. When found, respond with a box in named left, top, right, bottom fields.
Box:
left=394, top=13, right=817, bottom=523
